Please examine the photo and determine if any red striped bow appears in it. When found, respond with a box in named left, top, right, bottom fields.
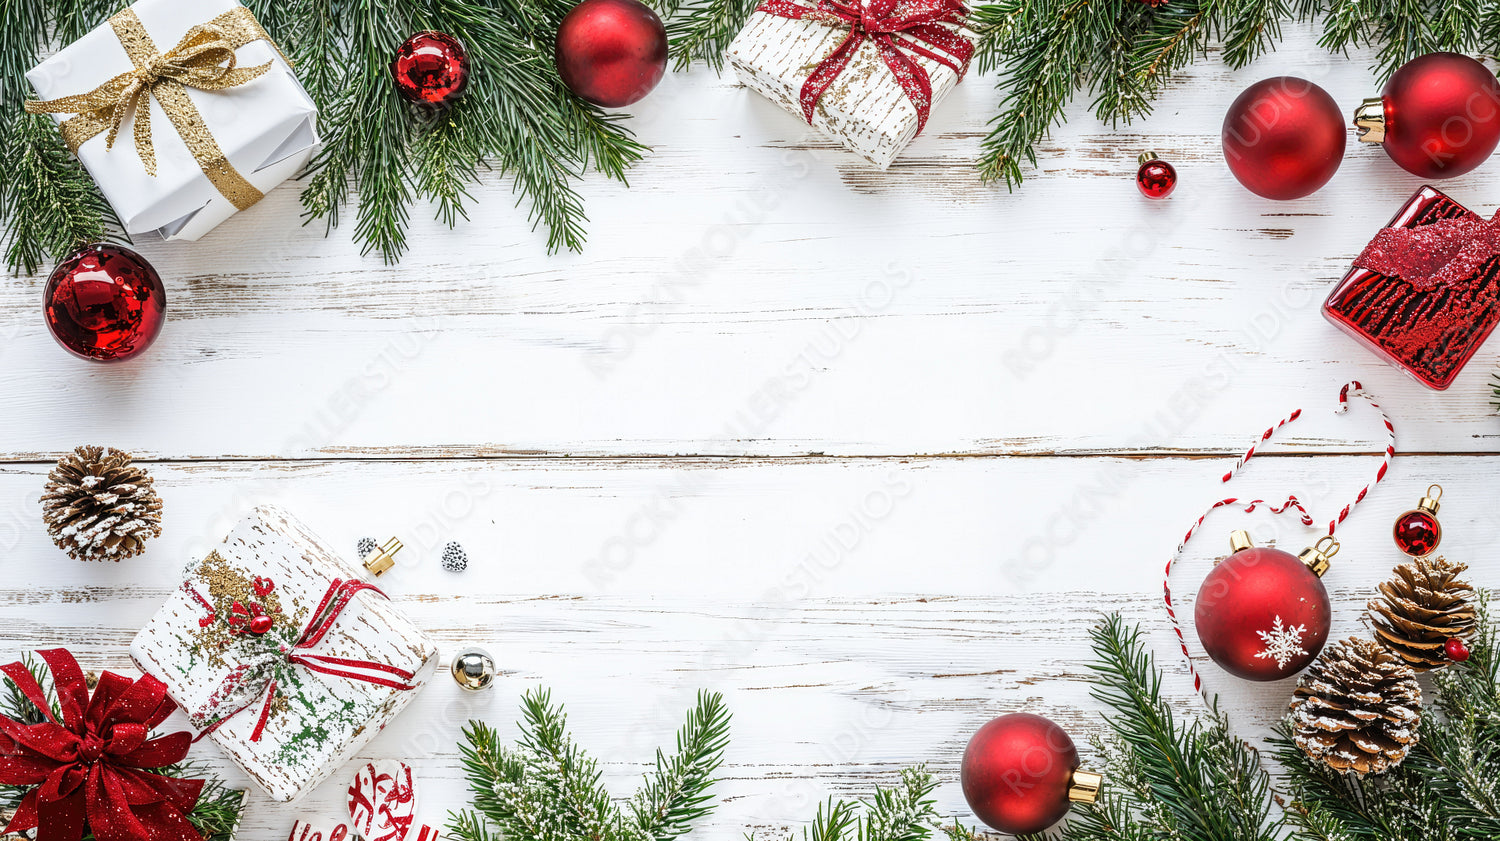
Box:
left=754, top=0, right=972, bottom=134
left=198, top=578, right=418, bottom=743
left=0, top=649, right=202, bottom=841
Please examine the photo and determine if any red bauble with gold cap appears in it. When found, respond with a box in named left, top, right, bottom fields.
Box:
left=1355, top=53, right=1500, bottom=179
left=1195, top=531, right=1336, bottom=681
left=961, top=713, right=1102, bottom=836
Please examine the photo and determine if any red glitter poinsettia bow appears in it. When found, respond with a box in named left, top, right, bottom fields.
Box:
left=755, top=0, right=972, bottom=134
left=198, top=578, right=418, bottom=743
left=0, top=649, right=202, bottom=841
left=1355, top=213, right=1500, bottom=291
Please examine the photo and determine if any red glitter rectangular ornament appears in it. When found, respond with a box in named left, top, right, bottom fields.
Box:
left=1323, top=186, right=1500, bottom=390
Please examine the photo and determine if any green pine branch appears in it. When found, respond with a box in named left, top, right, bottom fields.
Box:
left=630, top=691, right=733, bottom=841
left=3, top=111, right=122, bottom=276
left=665, top=0, right=761, bottom=71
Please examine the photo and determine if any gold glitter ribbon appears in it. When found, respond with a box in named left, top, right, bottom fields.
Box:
left=25, top=7, right=280, bottom=211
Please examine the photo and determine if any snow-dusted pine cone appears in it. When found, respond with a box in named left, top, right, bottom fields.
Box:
left=1289, top=636, right=1421, bottom=776
left=1368, top=555, right=1475, bottom=671
left=357, top=537, right=379, bottom=559
left=441, top=541, right=468, bottom=573
left=40, top=446, right=162, bottom=562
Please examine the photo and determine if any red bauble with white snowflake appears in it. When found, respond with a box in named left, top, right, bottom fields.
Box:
left=1194, top=530, right=1336, bottom=681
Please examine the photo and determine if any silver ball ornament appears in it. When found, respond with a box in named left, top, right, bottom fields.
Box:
left=451, top=647, right=497, bottom=691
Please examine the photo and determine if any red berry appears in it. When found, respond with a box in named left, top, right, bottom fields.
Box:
left=249, top=615, right=275, bottom=636
left=1446, top=637, right=1471, bottom=662
left=1136, top=157, right=1177, bottom=199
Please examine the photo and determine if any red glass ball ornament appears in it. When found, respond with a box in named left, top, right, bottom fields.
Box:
left=1136, top=153, right=1177, bottom=199
left=555, top=0, right=667, bottom=108
left=44, top=243, right=166, bottom=362
left=1446, top=637, right=1472, bottom=662
left=248, top=614, right=274, bottom=636
left=1222, top=77, right=1345, bottom=200
left=1356, top=53, right=1500, bottom=179
left=961, top=713, right=1087, bottom=835
left=1393, top=510, right=1441, bottom=557
left=391, top=31, right=469, bottom=106
left=1194, top=534, right=1333, bottom=681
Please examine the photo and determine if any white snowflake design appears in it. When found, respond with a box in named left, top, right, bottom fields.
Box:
left=1253, top=616, right=1309, bottom=670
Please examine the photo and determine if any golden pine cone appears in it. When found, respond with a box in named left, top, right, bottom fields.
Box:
left=40, top=446, right=162, bottom=562
left=1289, top=637, right=1421, bottom=777
left=1368, top=555, right=1475, bottom=671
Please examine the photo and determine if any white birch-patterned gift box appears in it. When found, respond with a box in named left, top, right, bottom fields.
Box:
left=726, top=7, right=974, bottom=168
left=131, top=506, right=439, bottom=803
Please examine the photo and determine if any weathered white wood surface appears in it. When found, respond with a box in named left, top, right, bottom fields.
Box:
left=1, top=21, right=1498, bottom=840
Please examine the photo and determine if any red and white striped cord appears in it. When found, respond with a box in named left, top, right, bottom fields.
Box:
left=1162, top=380, right=1396, bottom=694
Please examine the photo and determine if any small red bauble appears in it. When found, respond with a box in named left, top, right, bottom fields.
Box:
left=961, top=713, right=1101, bottom=836
left=1195, top=531, right=1335, bottom=681
left=391, top=31, right=470, bottom=106
left=1355, top=53, right=1500, bottom=179
left=1136, top=152, right=1177, bottom=199
left=1446, top=637, right=1472, bottom=662
left=555, top=0, right=668, bottom=108
left=248, top=614, right=274, bottom=636
left=1222, top=77, right=1345, bottom=200
left=1393, top=484, right=1443, bottom=557
left=44, top=243, right=166, bottom=362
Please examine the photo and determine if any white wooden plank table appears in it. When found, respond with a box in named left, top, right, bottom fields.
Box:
left=2, top=24, right=1497, bottom=839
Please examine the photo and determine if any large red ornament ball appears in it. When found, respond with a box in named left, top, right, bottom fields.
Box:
left=961, top=713, right=1079, bottom=836
left=555, top=0, right=667, bottom=108
left=1363, top=53, right=1500, bottom=179
left=1195, top=544, right=1330, bottom=681
left=44, top=243, right=166, bottom=363
left=391, top=31, right=470, bottom=106
left=1222, top=77, right=1345, bottom=200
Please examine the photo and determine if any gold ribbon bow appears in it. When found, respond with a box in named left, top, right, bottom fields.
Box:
left=26, top=7, right=281, bottom=211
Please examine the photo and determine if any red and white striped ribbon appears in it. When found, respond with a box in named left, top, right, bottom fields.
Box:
left=1162, top=380, right=1396, bottom=694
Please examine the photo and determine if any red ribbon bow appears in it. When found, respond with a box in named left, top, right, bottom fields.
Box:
left=1354, top=213, right=1500, bottom=291
left=0, top=649, right=202, bottom=841
left=754, top=0, right=972, bottom=134
left=199, top=578, right=418, bottom=743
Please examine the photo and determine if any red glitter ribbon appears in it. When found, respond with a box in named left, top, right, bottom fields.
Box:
left=197, top=578, right=418, bottom=743
left=1354, top=213, right=1500, bottom=291
left=0, top=649, right=203, bottom=841
left=754, top=0, right=972, bottom=134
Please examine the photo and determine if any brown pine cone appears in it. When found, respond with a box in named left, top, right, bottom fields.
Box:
left=1289, top=637, right=1421, bottom=776
left=40, top=446, right=162, bottom=562
left=1368, top=555, right=1475, bottom=671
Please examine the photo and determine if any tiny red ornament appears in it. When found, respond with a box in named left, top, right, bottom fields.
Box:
left=1222, top=77, right=1345, bottom=200
left=391, top=31, right=470, bottom=106
left=1393, top=484, right=1443, bottom=557
left=44, top=243, right=166, bottom=363
left=1446, top=637, right=1472, bottom=662
left=248, top=614, right=275, bottom=636
left=1355, top=53, right=1500, bottom=179
left=1195, top=531, right=1336, bottom=681
left=961, top=712, right=1101, bottom=836
left=1136, top=152, right=1177, bottom=199
left=555, top=0, right=668, bottom=108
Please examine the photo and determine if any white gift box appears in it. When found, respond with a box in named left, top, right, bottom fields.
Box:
left=131, top=507, right=439, bottom=803
left=25, top=0, right=318, bottom=241
left=726, top=2, right=975, bottom=168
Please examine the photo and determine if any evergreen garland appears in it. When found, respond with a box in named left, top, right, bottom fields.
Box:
left=0, top=654, right=247, bottom=841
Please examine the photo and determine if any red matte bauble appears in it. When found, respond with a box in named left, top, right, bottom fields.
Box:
left=1393, top=510, right=1441, bottom=557
left=1366, top=53, right=1500, bottom=179
left=1195, top=546, right=1330, bottom=681
left=44, top=243, right=166, bottom=362
left=961, top=713, right=1079, bottom=835
left=555, top=0, right=667, bottom=108
left=1136, top=157, right=1177, bottom=199
left=1222, top=77, right=1345, bottom=200
left=391, top=31, right=470, bottom=106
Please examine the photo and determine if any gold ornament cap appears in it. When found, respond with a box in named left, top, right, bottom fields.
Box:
left=1068, top=769, right=1103, bottom=804
left=363, top=537, right=403, bottom=577
left=1354, top=97, right=1387, bottom=144
left=1298, top=535, right=1339, bottom=578
left=1417, top=484, right=1442, bottom=516
left=1138, top=151, right=1160, bottom=166
left=1229, top=530, right=1254, bottom=554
